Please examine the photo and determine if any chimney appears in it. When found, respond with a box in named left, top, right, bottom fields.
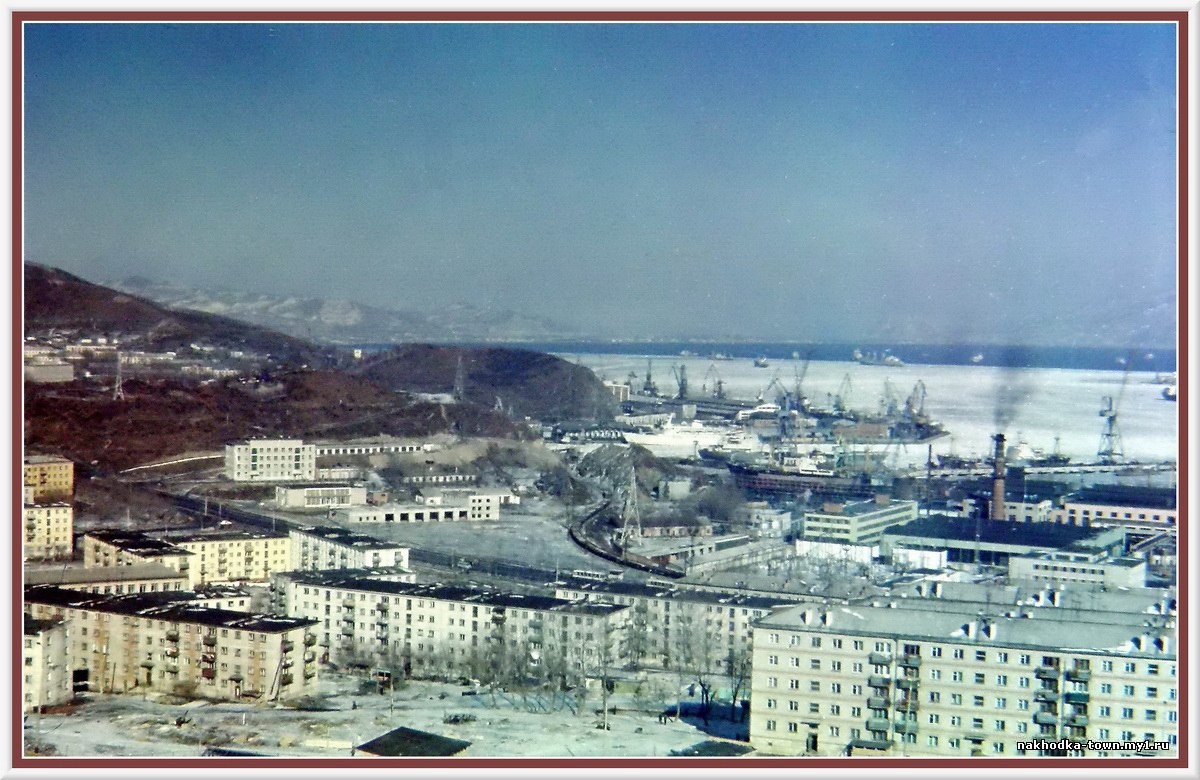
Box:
left=990, top=433, right=1007, bottom=521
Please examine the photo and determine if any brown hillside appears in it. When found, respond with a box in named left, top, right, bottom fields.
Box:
left=24, top=371, right=523, bottom=473
left=353, top=344, right=617, bottom=422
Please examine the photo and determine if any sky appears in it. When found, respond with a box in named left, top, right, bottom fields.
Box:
left=21, top=21, right=1180, bottom=345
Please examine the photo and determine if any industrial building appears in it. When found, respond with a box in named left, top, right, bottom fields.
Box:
left=801, top=497, right=919, bottom=545
left=24, top=586, right=318, bottom=702
left=274, top=483, right=367, bottom=509
left=333, top=502, right=473, bottom=524
left=1054, top=485, right=1178, bottom=535
left=224, top=439, right=317, bottom=482
left=880, top=517, right=1125, bottom=567
left=748, top=602, right=1177, bottom=758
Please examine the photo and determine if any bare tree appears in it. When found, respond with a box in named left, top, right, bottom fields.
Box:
left=726, top=647, right=753, bottom=723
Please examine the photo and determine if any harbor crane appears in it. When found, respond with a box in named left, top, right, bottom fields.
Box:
left=793, top=352, right=812, bottom=410
left=670, top=364, right=688, bottom=400
left=617, top=463, right=642, bottom=551
left=701, top=363, right=726, bottom=400
left=831, top=373, right=852, bottom=415
left=641, top=360, right=658, bottom=397
left=1097, top=357, right=1132, bottom=465
left=904, top=380, right=927, bottom=421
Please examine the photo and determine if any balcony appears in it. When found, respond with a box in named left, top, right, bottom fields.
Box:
left=893, top=722, right=918, bottom=735
left=164, top=649, right=179, bottom=659
left=1065, top=669, right=1091, bottom=683
left=304, top=669, right=317, bottom=680
left=202, top=635, right=217, bottom=647
left=343, top=598, right=356, bottom=608
left=304, top=652, right=317, bottom=664
left=201, top=652, right=216, bottom=663
left=280, top=673, right=294, bottom=686
left=1035, top=666, right=1061, bottom=680
left=1066, top=715, right=1089, bottom=727
left=1033, top=712, right=1058, bottom=726
left=867, top=676, right=892, bottom=688
left=899, top=655, right=922, bottom=669
left=229, top=673, right=244, bottom=683
left=868, top=652, right=893, bottom=666
left=165, top=666, right=179, bottom=675
left=140, top=660, right=155, bottom=669
left=867, top=696, right=890, bottom=710
left=166, top=630, right=180, bottom=642
left=304, top=634, right=317, bottom=647
left=1063, top=692, right=1090, bottom=705
left=341, top=625, right=354, bottom=637
left=281, top=640, right=294, bottom=654
left=201, top=668, right=216, bottom=680
left=281, top=658, right=294, bottom=669
left=376, top=602, right=389, bottom=613
left=895, top=678, right=919, bottom=691
left=895, top=698, right=919, bottom=713
left=866, top=717, right=891, bottom=732
left=1035, top=689, right=1059, bottom=703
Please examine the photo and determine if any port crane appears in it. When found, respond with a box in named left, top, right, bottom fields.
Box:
left=792, top=352, right=812, bottom=411
left=701, top=363, right=726, bottom=400
left=831, top=373, right=852, bottom=415
left=1097, top=356, right=1132, bottom=464
left=670, top=364, right=688, bottom=400
left=641, top=360, right=658, bottom=396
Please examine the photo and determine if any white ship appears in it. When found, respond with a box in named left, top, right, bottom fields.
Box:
left=620, top=420, right=730, bottom=458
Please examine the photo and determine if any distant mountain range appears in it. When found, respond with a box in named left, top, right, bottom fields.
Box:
left=111, top=276, right=580, bottom=345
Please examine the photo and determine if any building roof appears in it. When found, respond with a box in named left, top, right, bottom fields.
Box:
left=883, top=515, right=1101, bottom=549
left=755, top=602, right=1176, bottom=659
left=554, top=576, right=797, bottom=612
left=278, top=571, right=627, bottom=617
left=24, top=585, right=317, bottom=633
left=356, top=726, right=470, bottom=757
left=1069, top=485, right=1177, bottom=510
left=882, top=579, right=1175, bottom=621
left=808, top=498, right=917, bottom=517
left=85, top=529, right=192, bottom=557
left=23, top=613, right=64, bottom=635
left=24, top=562, right=185, bottom=586
left=292, top=525, right=407, bottom=551
left=23, top=454, right=72, bottom=465
left=163, top=529, right=289, bottom=544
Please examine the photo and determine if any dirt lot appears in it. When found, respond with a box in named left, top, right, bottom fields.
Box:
left=22, top=668, right=751, bottom=759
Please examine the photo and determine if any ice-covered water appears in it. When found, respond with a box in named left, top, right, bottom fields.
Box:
left=567, top=354, right=1179, bottom=467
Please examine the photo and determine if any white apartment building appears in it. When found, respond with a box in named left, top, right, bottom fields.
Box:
left=23, top=502, right=73, bottom=561
left=555, top=578, right=795, bottom=672
left=274, top=483, right=367, bottom=509
left=273, top=572, right=628, bottom=678
left=289, top=525, right=410, bottom=572
left=24, top=586, right=318, bottom=702
left=168, top=530, right=291, bottom=587
left=83, top=530, right=193, bottom=576
left=749, top=604, right=1177, bottom=759
left=224, top=439, right=316, bottom=482
left=22, top=615, right=72, bottom=713
left=314, top=439, right=438, bottom=457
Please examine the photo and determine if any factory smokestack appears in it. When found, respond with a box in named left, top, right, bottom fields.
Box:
left=990, top=433, right=1007, bottom=521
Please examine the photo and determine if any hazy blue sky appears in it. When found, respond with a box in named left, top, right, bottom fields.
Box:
left=23, top=22, right=1178, bottom=344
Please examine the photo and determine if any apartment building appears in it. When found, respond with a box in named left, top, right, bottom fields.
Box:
left=167, top=530, right=291, bottom=587
left=23, top=455, right=74, bottom=502
left=24, top=586, right=318, bottom=702
left=274, top=483, right=367, bottom=509
left=802, top=497, right=918, bottom=545
left=22, top=502, right=73, bottom=561
left=21, top=615, right=72, bottom=713
left=749, top=604, right=1177, bottom=758
left=314, top=439, right=439, bottom=457
left=224, top=439, right=317, bottom=482
left=289, top=525, right=410, bottom=572
left=83, top=530, right=193, bottom=575
left=273, top=571, right=628, bottom=678
left=24, top=563, right=189, bottom=595
left=555, top=578, right=795, bottom=672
